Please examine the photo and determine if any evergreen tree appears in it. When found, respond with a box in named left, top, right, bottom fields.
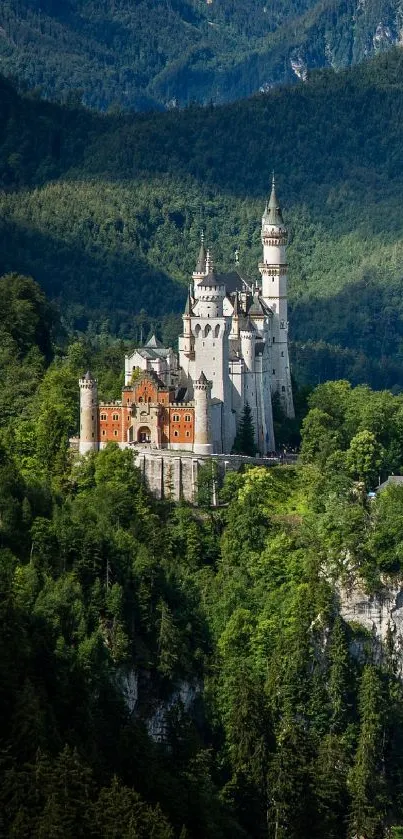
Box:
left=232, top=403, right=256, bottom=456
left=349, top=666, right=388, bottom=839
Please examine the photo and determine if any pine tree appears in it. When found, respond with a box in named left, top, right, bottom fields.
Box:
left=349, top=666, right=388, bottom=839
left=328, top=617, right=351, bottom=733
left=232, top=403, right=256, bottom=456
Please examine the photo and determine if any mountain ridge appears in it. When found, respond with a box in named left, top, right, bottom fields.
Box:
left=1, top=49, right=403, bottom=386
left=1, top=0, right=403, bottom=109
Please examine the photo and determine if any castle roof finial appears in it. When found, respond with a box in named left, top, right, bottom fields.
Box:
left=205, top=248, right=214, bottom=275
left=195, top=231, right=207, bottom=273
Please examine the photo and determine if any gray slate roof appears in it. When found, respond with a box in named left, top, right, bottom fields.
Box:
left=263, top=178, right=285, bottom=227
left=376, top=476, right=403, bottom=492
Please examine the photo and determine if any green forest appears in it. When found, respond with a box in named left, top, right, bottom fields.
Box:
left=3, top=11, right=403, bottom=839
left=0, top=0, right=401, bottom=108
left=2, top=49, right=403, bottom=387
left=3, top=270, right=403, bottom=837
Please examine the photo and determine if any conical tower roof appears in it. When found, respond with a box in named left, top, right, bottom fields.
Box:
left=195, top=234, right=207, bottom=273
left=263, top=174, right=284, bottom=226
left=184, top=287, right=193, bottom=316
left=146, top=333, right=163, bottom=348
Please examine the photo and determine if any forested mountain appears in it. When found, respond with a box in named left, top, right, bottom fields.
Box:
left=1, top=49, right=403, bottom=388
left=0, top=0, right=402, bottom=109
left=2, top=276, right=403, bottom=837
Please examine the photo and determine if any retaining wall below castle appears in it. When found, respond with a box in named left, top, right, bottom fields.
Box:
left=134, top=449, right=291, bottom=503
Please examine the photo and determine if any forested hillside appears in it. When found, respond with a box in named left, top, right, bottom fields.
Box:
left=0, top=0, right=402, bottom=109
left=2, top=276, right=403, bottom=837
left=1, top=50, right=403, bottom=387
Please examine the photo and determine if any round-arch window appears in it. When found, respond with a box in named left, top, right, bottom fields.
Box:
left=204, top=324, right=211, bottom=337
left=194, top=324, right=201, bottom=336
left=214, top=324, right=220, bottom=337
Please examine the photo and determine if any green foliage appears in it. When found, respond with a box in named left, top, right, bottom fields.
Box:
left=232, top=403, right=256, bottom=456
left=2, top=0, right=400, bottom=111
left=3, top=273, right=403, bottom=835
left=4, top=53, right=403, bottom=387
left=301, top=381, right=403, bottom=489
left=348, top=666, right=389, bottom=839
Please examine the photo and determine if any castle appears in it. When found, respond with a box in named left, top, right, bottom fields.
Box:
left=78, top=178, right=294, bottom=458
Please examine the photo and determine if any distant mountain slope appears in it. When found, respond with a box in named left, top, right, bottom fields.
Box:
left=1, top=49, right=403, bottom=388
left=0, top=0, right=402, bottom=109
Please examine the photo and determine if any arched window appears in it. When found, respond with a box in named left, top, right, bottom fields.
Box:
left=138, top=396, right=143, bottom=403
left=282, top=386, right=286, bottom=392
left=194, top=324, right=201, bottom=336
left=214, top=324, right=220, bottom=337
left=184, top=414, right=191, bottom=422
left=100, top=413, right=107, bottom=421
left=204, top=324, right=211, bottom=337
left=173, top=414, right=180, bottom=422
left=114, top=430, right=118, bottom=437
left=112, top=413, right=119, bottom=421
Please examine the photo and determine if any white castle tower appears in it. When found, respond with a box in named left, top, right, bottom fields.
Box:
left=79, top=371, right=98, bottom=454
left=193, top=371, right=213, bottom=455
left=180, top=246, right=234, bottom=452
left=259, top=176, right=294, bottom=417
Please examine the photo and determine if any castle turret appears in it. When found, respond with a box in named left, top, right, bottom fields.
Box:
left=230, top=292, right=241, bottom=338
left=259, top=174, right=288, bottom=301
left=193, top=250, right=226, bottom=318
left=79, top=371, right=98, bottom=454
left=192, top=233, right=207, bottom=287
left=193, top=371, right=213, bottom=455
left=179, top=286, right=194, bottom=357
left=240, top=319, right=255, bottom=374
left=259, top=175, right=294, bottom=418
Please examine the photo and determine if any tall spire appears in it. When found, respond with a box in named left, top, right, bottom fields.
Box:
left=184, top=285, right=193, bottom=316
left=205, top=249, right=214, bottom=275
left=264, top=173, right=284, bottom=226
left=195, top=231, right=207, bottom=273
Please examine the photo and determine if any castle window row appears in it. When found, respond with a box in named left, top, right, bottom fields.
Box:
left=100, top=411, right=120, bottom=421
left=172, top=413, right=193, bottom=423
left=194, top=324, right=221, bottom=338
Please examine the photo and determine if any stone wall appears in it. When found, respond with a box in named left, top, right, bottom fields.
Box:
left=134, top=449, right=286, bottom=503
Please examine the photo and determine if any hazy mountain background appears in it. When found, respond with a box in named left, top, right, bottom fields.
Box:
left=0, top=0, right=402, bottom=109
left=1, top=47, right=403, bottom=388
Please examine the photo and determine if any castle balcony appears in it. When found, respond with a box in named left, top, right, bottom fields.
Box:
left=258, top=263, right=287, bottom=274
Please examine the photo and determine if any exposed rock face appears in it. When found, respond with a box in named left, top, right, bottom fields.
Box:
left=290, top=52, right=308, bottom=81
left=147, top=681, right=199, bottom=743
left=338, top=580, right=403, bottom=669
left=118, top=668, right=139, bottom=714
